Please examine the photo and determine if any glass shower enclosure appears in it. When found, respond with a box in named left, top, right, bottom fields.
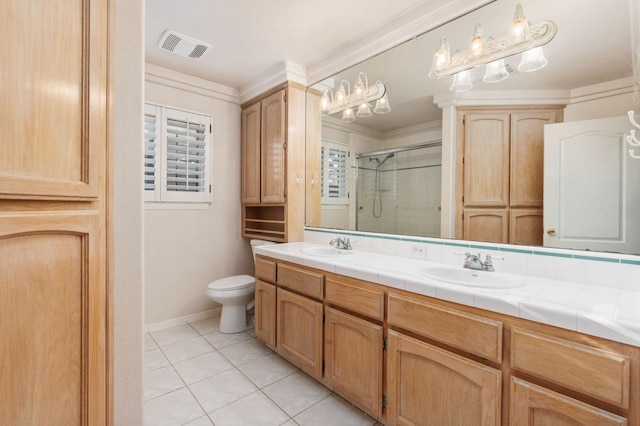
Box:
left=355, top=143, right=442, bottom=237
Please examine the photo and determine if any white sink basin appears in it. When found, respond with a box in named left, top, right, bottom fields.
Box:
left=419, top=266, right=525, bottom=289
left=300, top=246, right=355, bottom=258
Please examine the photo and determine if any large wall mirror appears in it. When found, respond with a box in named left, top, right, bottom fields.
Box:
left=306, top=0, right=640, bottom=255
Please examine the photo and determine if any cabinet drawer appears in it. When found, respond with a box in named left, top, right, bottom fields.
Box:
left=277, top=263, right=323, bottom=299
left=325, top=278, right=384, bottom=321
left=511, top=327, right=630, bottom=408
left=388, top=292, right=502, bottom=362
left=255, top=256, right=276, bottom=283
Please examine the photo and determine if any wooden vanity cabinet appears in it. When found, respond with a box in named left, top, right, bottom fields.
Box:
left=324, top=277, right=385, bottom=417
left=456, top=107, right=563, bottom=245
left=241, top=82, right=306, bottom=242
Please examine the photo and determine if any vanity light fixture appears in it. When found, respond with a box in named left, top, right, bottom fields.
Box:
left=428, top=3, right=558, bottom=92
left=626, top=110, right=640, bottom=159
left=319, top=72, right=390, bottom=122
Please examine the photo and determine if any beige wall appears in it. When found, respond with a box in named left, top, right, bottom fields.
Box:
left=112, top=0, right=144, bottom=423
left=144, top=68, right=253, bottom=325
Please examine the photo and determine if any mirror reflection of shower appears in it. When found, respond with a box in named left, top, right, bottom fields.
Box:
left=370, top=153, right=395, bottom=218
left=356, top=142, right=442, bottom=237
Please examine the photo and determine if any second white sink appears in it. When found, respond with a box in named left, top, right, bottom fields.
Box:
left=300, top=246, right=355, bottom=258
left=419, top=265, right=525, bottom=289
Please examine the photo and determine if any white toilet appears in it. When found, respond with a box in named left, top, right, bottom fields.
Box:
left=206, top=239, right=276, bottom=333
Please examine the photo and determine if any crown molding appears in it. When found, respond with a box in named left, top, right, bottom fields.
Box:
left=239, top=61, right=307, bottom=104
left=568, top=77, right=635, bottom=104
left=145, top=63, right=240, bottom=104
left=433, top=89, right=571, bottom=108
left=305, top=0, right=495, bottom=85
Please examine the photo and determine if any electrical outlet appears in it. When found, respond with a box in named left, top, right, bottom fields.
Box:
left=411, top=245, right=428, bottom=258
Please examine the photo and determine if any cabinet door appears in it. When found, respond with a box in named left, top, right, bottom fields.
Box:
left=510, top=377, right=627, bottom=426
left=463, top=209, right=509, bottom=243
left=462, top=112, right=510, bottom=207
left=386, top=330, right=501, bottom=426
left=254, top=280, right=276, bottom=348
left=276, top=288, right=323, bottom=377
left=261, top=90, right=286, bottom=204
left=324, top=307, right=383, bottom=417
left=510, top=209, right=543, bottom=246
left=510, top=111, right=559, bottom=208
left=241, top=102, right=261, bottom=204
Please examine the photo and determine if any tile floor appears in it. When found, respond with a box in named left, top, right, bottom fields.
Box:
left=145, top=317, right=380, bottom=426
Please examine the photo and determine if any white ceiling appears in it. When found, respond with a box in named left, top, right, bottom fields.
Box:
left=145, top=0, right=433, bottom=90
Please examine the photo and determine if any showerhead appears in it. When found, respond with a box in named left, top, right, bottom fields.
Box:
left=369, top=152, right=395, bottom=167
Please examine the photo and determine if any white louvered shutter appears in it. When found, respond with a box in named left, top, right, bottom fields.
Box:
left=144, top=104, right=160, bottom=201
left=321, top=141, right=349, bottom=204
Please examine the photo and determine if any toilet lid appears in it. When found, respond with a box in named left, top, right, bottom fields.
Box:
left=207, top=275, right=254, bottom=291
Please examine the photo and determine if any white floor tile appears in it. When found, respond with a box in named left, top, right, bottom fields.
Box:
left=218, top=338, right=273, bottom=366
left=208, top=391, right=289, bottom=426
left=279, top=420, right=299, bottom=426
left=237, top=353, right=298, bottom=389
left=184, top=415, right=214, bottom=425
left=174, top=351, right=234, bottom=385
left=144, top=365, right=184, bottom=401
left=144, top=348, right=170, bottom=373
left=262, top=372, right=331, bottom=417
left=189, top=368, right=258, bottom=413
left=145, top=333, right=159, bottom=351
left=150, top=324, right=200, bottom=347
left=144, top=387, right=204, bottom=426
left=190, top=317, right=221, bottom=335
left=203, top=330, right=253, bottom=349
left=294, top=394, right=376, bottom=426
left=161, top=336, right=214, bottom=364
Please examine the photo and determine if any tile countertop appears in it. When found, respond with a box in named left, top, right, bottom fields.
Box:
left=255, top=242, right=640, bottom=348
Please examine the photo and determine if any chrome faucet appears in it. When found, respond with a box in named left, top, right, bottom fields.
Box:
left=463, top=252, right=497, bottom=272
left=330, top=237, right=352, bottom=250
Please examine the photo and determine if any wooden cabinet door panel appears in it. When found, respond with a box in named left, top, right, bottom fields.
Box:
left=0, top=213, right=105, bottom=425
left=510, top=209, right=543, bottom=246
left=241, top=102, right=261, bottom=204
left=324, top=307, right=383, bottom=416
left=510, top=377, right=627, bottom=426
left=254, top=280, right=276, bottom=347
left=463, top=113, right=510, bottom=207
left=510, top=111, right=559, bottom=207
left=276, top=288, right=323, bottom=377
left=261, top=90, right=286, bottom=204
left=386, top=330, right=501, bottom=426
left=463, top=209, right=509, bottom=243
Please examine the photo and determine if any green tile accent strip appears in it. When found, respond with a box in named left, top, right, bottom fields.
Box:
left=499, top=247, right=533, bottom=254
left=442, top=242, right=470, bottom=248
left=622, top=259, right=640, bottom=266
left=533, top=251, right=573, bottom=258
left=574, top=254, right=621, bottom=263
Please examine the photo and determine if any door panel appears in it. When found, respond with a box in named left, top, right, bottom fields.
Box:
left=0, top=213, right=104, bottom=425
left=261, top=90, right=286, bottom=204
left=241, top=102, right=262, bottom=204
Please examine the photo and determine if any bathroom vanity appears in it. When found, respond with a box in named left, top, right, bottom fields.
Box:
left=253, top=243, right=639, bottom=426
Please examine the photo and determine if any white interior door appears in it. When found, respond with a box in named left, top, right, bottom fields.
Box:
left=543, top=115, right=640, bottom=254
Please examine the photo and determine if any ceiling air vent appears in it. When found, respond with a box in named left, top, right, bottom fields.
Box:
left=157, top=30, right=211, bottom=60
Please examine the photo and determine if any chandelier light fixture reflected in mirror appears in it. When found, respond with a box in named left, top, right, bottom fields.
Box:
left=319, top=72, right=390, bottom=122
left=428, top=3, right=558, bottom=92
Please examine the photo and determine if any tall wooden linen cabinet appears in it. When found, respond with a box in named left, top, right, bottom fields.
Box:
left=0, top=0, right=111, bottom=424
left=456, top=107, right=563, bottom=245
left=241, top=83, right=306, bottom=242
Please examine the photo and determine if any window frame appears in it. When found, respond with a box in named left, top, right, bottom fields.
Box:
left=321, top=139, right=350, bottom=205
left=144, top=103, right=212, bottom=205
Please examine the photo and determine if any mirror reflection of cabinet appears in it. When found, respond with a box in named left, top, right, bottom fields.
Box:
left=456, top=107, right=563, bottom=245
left=241, top=83, right=306, bottom=242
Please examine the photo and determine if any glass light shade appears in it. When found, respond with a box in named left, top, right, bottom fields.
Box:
left=319, top=92, right=331, bottom=115
left=353, top=79, right=365, bottom=99
left=518, top=47, right=548, bottom=72
left=373, top=95, right=391, bottom=114
left=450, top=70, right=473, bottom=92
left=510, top=4, right=530, bottom=44
left=356, top=102, right=372, bottom=117
left=335, top=86, right=346, bottom=105
left=483, top=59, right=509, bottom=83
left=428, top=37, right=451, bottom=78
left=341, top=108, right=356, bottom=122
left=469, top=22, right=486, bottom=58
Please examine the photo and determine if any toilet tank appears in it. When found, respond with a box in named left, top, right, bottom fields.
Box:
left=250, top=239, right=276, bottom=260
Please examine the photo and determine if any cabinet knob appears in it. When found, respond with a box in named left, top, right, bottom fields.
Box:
left=546, top=228, right=556, bottom=236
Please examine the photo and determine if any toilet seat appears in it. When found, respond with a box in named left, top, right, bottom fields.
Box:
left=207, top=274, right=254, bottom=292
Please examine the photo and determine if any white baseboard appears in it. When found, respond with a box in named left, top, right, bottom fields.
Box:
left=145, top=308, right=221, bottom=333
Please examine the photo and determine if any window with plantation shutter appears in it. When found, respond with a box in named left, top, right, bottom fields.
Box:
left=144, top=103, right=212, bottom=204
left=321, top=140, right=349, bottom=205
